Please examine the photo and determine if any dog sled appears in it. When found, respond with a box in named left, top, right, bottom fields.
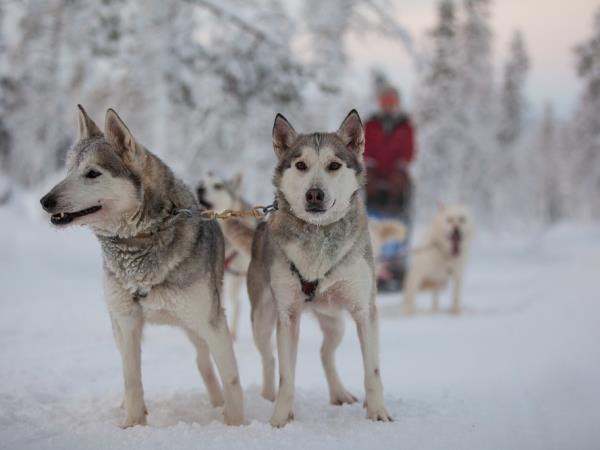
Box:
left=367, top=168, right=413, bottom=292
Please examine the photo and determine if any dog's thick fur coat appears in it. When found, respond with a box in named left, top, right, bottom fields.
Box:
left=224, top=110, right=391, bottom=427
left=403, top=204, right=473, bottom=314
left=40, top=106, right=244, bottom=428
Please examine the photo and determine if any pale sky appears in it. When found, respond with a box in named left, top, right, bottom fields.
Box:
left=345, top=0, right=599, bottom=120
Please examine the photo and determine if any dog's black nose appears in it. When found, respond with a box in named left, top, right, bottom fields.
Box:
left=305, top=188, right=325, bottom=205
left=40, top=194, right=57, bottom=211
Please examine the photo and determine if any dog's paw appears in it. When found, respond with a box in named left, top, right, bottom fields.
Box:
left=120, top=412, right=147, bottom=429
left=364, top=399, right=393, bottom=422
left=119, top=400, right=147, bottom=415
left=261, top=387, right=276, bottom=402
left=401, top=304, right=416, bottom=316
left=223, top=409, right=244, bottom=426
left=450, top=306, right=461, bottom=315
left=366, top=405, right=393, bottom=422
left=330, top=389, right=358, bottom=406
left=269, top=410, right=294, bottom=428
left=208, top=389, right=225, bottom=408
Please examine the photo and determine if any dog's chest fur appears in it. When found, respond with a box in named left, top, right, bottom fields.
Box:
left=99, top=218, right=216, bottom=298
left=271, top=203, right=364, bottom=282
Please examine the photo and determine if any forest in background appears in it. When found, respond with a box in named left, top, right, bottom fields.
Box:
left=0, top=0, right=599, bottom=227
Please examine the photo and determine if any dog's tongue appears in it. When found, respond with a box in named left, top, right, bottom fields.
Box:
left=451, top=227, right=462, bottom=256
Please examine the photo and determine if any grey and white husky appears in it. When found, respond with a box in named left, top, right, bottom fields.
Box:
left=224, top=110, right=392, bottom=427
left=196, top=172, right=255, bottom=340
left=40, top=106, right=244, bottom=428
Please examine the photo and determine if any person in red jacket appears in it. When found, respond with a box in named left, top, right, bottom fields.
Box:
left=364, top=85, right=415, bottom=220
left=365, top=84, right=416, bottom=291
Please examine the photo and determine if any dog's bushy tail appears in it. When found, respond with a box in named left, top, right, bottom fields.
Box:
left=222, top=219, right=254, bottom=255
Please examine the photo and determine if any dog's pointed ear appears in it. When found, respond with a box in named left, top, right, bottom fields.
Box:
left=272, top=114, right=297, bottom=158
left=77, top=105, right=102, bottom=140
left=230, top=172, right=243, bottom=193
left=337, top=109, right=365, bottom=155
left=104, top=109, right=142, bottom=164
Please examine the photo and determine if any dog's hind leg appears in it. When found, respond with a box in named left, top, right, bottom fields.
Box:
left=112, top=310, right=147, bottom=428
left=315, top=312, right=357, bottom=405
left=432, top=291, right=440, bottom=312
left=201, top=314, right=244, bottom=426
left=402, top=270, right=420, bottom=315
left=227, top=275, right=244, bottom=341
left=185, top=329, right=224, bottom=407
left=251, top=298, right=277, bottom=402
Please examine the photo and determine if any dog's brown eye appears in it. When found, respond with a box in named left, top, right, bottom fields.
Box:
left=85, top=169, right=102, bottom=179
left=214, top=183, right=223, bottom=190
left=328, top=162, right=342, bottom=171
left=295, top=161, right=307, bottom=171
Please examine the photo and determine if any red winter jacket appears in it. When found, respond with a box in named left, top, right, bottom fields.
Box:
left=364, top=114, right=415, bottom=179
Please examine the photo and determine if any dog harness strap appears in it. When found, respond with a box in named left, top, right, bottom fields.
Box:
left=224, top=251, right=238, bottom=271
left=290, top=263, right=318, bottom=302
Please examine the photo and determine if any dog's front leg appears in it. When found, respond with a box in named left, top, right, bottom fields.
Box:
left=270, top=305, right=301, bottom=427
left=402, top=268, right=421, bottom=315
left=450, top=272, right=463, bottom=315
left=112, top=310, right=146, bottom=428
left=226, top=274, right=243, bottom=341
left=353, top=304, right=392, bottom=422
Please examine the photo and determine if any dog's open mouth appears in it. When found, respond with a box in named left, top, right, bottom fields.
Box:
left=50, top=205, right=102, bottom=225
left=305, top=200, right=334, bottom=214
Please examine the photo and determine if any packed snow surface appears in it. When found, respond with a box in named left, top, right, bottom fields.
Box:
left=1, top=207, right=599, bottom=450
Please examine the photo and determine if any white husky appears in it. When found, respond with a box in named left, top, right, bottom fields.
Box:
left=403, top=204, right=473, bottom=314
left=196, top=172, right=253, bottom=340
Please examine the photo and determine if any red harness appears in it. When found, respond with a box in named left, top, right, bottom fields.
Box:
left=224, top=251, right=245, bottom=277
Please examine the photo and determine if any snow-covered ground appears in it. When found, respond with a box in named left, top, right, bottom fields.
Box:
left=1, top=205, right=600, bottom=450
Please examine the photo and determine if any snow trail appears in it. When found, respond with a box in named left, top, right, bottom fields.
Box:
left=1, top=209, right=599, bottom=450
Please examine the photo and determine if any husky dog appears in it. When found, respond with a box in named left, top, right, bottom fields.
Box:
left=196, top=172, right=254, bottom=340
left=40, top=106, right=244, bottom=428
left=224, top=110, right=392, bottom=427
left=403, top=204, right=473, bottom=315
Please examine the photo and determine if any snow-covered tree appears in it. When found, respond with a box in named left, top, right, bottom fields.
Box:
left=536, top=103, right=566, bottom=224
left=414, top=0, right=466, bottom=212
left=456, top=0, right=496, bottom=216
left=571, top=8, right=600, bottom=218
left=0, top=2, right=11, bottom=174
left=497, top=31, right=529, bottom=147
left=490, top=30, right=529, bottom=223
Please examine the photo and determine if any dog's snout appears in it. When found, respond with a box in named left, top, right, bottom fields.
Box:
left=40, top=193, right=57, bottom=211
left=305, top=188, right=325, bottom=205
